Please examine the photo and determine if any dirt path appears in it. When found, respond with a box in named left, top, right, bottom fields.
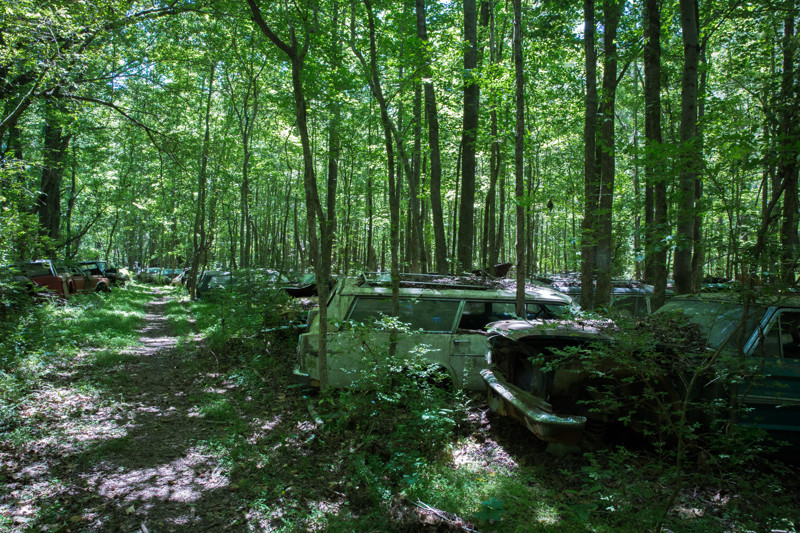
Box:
left=1, top=288, right=248, bottom=531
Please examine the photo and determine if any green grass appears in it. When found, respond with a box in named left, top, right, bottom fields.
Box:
left=2, top=282, right=798, bottom=531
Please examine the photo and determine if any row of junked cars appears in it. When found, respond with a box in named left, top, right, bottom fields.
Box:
left=294, top=271, right=800, bottom=452
left=4, top=259, right=128, bottom=299
left=134, top=267, right=315, bottom=299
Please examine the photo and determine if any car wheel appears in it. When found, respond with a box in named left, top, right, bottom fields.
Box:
left=96, top=283, right=110, bottom=293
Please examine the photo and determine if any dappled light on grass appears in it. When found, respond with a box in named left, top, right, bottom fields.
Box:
left=86, top=446, right=230, bottom=505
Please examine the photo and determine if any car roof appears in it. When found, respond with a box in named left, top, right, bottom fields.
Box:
left=661, top=292, right=800, bottom=309
left=339, top=273, right=574, bottom=305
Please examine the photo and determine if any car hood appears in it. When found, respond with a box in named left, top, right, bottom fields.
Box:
left=486, top=319, right=614, bottom=343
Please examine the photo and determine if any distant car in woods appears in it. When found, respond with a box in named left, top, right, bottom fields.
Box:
left=534, top=274, right=672, bottom=316
left=79, top=260, right=128, bottom=286
left=195, top=268, right=288, bottom=298
left=295, top=272, right=577, bottom=391
left=136, top=267, right=162, bottom=283
left=63, top=263, right=111, bottom=293
left=280, top=272, right=336, bottom=298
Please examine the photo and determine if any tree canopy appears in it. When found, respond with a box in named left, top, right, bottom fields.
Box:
left=2, top=0, right=798, bottom=302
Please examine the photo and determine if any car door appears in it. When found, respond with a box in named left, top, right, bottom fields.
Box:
left=332, top=296, right=464, bottom=387
left=743, top=308, right=800, bottom=437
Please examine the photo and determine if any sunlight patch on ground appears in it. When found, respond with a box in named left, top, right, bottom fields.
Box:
left=86, top=449, right=230, bottom=504
left=451, top=437, right=519, bottom=471
left=16, top=386, right=129, bottom=451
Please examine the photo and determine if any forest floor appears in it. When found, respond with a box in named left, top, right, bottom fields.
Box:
left=0, top=287, right=541, bottom=531
left=1, top=288, right=257, bottom=530
left=2, top=285, right=799, bottom=532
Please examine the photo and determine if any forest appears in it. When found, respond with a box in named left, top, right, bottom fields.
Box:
left=1, top=0, right=796, bottom=304
left=2, top=0, right=800, bottom=530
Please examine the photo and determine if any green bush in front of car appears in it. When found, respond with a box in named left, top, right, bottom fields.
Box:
left=318, top=317, right=464, bottom=503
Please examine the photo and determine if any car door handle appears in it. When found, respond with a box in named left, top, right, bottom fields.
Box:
left=453, top=340, right=470, bottom=345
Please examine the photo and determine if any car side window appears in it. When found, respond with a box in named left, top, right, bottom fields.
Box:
left=763, top=311, right=800, bottom=359
left=459, top=301, right=517, bottom=329
left=348, top=297, right=460, bottom=332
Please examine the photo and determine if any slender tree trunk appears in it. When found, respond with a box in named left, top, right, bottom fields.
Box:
left=248, top=0, right=333, bottom=388
left=594, top=0, right=620, bottom=309
left=458, top=0, right=479, bottom=272
left=644, top=0, right=668, bottom=309
left=779, top=7, right=799, bottom=283
left=358, top=0, right=400, bottom=351
left=416, top=0, right=447, bottom=274
left=580, top=0, right=598, bottom=309
left=188, top=65, right=214, bottom=299
left=513, top=0, right=526, bottom=315
left=674, top=0, right=700, bottom=294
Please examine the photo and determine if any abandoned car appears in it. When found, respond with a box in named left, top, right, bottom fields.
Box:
left=536, top=275, right=671, bottom=317
left=482, top=291, right=800, bottom=449
left=295, top=272, right=577, bottom=390
left=13, top=260, right=73, bottom=299
left=656, top=293, right=800, bottom=445
left=64, top=264, right=111, bottom=293
left=481, top=319, right=615, bottom=446
left=79, top=260, right=128, bottom=286
left=195, top=269, right=288, bottom=298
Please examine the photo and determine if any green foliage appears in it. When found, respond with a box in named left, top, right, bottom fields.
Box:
left=318, top=318, right=463, bottom=503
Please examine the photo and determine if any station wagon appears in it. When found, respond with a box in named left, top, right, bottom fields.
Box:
left=295, top=273, right=576, bottom=390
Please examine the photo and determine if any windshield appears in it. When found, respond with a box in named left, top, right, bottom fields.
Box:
left=658, top=299, right=765, bottom=351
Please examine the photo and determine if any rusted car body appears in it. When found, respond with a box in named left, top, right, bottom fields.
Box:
left=79, top=261, right=128, bottom=286
left=64, top=264, right=111, bottom=293
left=14, top=260, right=72, bottom=298
left=295, top=273, right=577, bottom=391
left=482, top=320, right=614, bottom=445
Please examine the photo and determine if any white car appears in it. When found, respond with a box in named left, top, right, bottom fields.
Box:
left=295, top=273, right=576, bottom=390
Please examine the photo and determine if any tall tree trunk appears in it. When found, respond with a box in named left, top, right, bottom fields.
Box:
left=779, top=5, right=799, bottom=283
left=580, top=0, right=598, bottom=309
left=416, top=0, right=447, bottom=274
left=644, top=0, right=668, bottom=309
left=356, top=0, right=400, bottom=351
left=594, top=0, right=620, bottom=309
left=188, top=65, right=215, bottom=300
left=692, top=24, right=708, bottom=291
left=410, top=81, right=425, bottom=273
left=513, top=0, right=526, bottom=315
left=248, top=0, right=333, bottom=388
left=457, top=0, right=479, bottom=272
left=674, top=0, right=700, bottom=294
left=37, top=100, right=72, bottom=257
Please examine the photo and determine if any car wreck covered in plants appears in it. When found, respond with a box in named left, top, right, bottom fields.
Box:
left=482, top=291, right=800, bottom=452
left=295, top=272, right=577, bottom=391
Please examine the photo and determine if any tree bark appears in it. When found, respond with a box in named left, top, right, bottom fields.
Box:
left=188, top=65, right=214, bottom=300
left=513, top=0, right=525, bottom=315
left=37, top=100, right=72, bottom=257
left=416, top=0, right=447, bottom=274
left=674, top=0, right=700, bottom=294
left=593, top=0, right=620, bottom=309
left=644, top=0, right=668, bottom=309
left=457, top=0, right=479, bottom=272
left=780, top=6, right=799, bottom=283
left=247, top=0, right=333, bottom=388
left=580, top=0, right=598, bottom=309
